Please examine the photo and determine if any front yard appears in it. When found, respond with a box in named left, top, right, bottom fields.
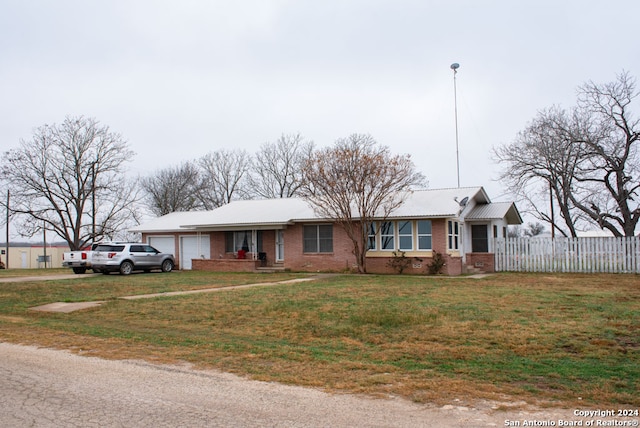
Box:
left=0, top=270, right=637, bottom=407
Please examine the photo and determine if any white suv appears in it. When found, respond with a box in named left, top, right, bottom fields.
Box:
left=92, top=243, right=175, bottom=275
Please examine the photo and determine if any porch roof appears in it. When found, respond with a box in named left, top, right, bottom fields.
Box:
left=464, top=202, right=523, bottom=224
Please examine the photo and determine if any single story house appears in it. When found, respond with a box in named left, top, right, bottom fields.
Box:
left=130, top=186, right=522, bottom=275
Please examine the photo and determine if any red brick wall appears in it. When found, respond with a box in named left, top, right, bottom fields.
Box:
left=283, top=223, right=357, bottom=272
left=209, top=231, right=225, bottom=259
left=431, top=219, right=447, bottom=254
left=280, top=220, right=464, bottom=275
left=432, top=218, right=463, bottom=275
left=366, top=256, right=426, bottom=274
left=143, top=218, right=468, bottom=275
left=260, top=230, right=276, bottom=266
left=465, top=253, right=495, bottom=273
left=443, top=253, right=463, bottom=275
left=364, top=254, right=462, bottom=276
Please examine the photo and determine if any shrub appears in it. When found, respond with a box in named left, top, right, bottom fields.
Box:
left=386, top=251, right=423, bottom=274
left=427, top=251, right=446, bottom=275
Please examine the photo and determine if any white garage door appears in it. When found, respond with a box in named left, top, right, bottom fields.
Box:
left=180, top=235, right=211, bottom=270
left=147, top=236, right=176, bottom=257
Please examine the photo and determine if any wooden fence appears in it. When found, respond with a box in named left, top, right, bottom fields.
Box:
left=494, top=236, right=640, bottom=273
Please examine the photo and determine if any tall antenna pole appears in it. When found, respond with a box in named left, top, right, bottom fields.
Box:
left=450, top=62, right=461, bottom=188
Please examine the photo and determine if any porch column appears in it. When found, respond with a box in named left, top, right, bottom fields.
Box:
left=252, top=229, right=257, bottom=260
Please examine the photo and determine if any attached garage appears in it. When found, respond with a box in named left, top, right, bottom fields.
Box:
left=180, top=235, right=211, bottom=270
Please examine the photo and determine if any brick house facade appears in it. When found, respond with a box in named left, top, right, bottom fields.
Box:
left=133, top=187, right=522, bottom=275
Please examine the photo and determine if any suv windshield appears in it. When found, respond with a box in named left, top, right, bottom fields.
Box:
left=95, top=244, right=125, bottom=252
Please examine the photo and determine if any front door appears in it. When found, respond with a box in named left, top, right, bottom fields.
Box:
left=471, top=224, right=489, bottom=253
left=276, top=230, right=284, bottom=262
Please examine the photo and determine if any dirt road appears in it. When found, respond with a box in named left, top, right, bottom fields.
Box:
left=0, top=342, right=592, bottom=427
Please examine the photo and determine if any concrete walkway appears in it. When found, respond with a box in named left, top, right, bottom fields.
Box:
left=29, top=301, right=107, bottom=313
left=28, top=273, right=490, bottom=313
left=29, top=277, right=318, bottom=313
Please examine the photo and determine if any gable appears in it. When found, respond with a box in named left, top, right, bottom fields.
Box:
left=464, top=202, right=523, bottom=224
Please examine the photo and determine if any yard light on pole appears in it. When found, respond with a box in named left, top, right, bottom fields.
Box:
left=450, top=62, right=461, bottom=188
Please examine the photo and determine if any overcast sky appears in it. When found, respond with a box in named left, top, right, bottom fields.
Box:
left=1, top=0, right=638, bottom=204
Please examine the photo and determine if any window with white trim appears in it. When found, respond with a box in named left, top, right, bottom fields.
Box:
left=417, top=220, right=432, bottom=250
left=379, top=221, right=395, bottom=250
left=367, top=222, right=377, bottom=250
left=448, top=220, right=460, bottom=250
left=303, top=224, right=333, bottom=253
left=398, top=221, right=413, bottom=250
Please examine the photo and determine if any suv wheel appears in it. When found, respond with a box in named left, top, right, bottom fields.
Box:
left=72, top=267, right=87, bottom=274
left=161, top=259, right=174, bottom=273
left=119, top=261, right=134, bottom=275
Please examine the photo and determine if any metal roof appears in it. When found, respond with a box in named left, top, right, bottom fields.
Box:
left=386, top=187, right=488, bottom=218
left=182, top=198, right=318, bottom=230
left=129, top=211, right=212, bottom=233
left=130, top=186, right=519, bottom=233
left=465, top=201, right=523, bottom=224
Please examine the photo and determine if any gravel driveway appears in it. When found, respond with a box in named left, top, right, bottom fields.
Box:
left=0, top=342, right=583, bottom=428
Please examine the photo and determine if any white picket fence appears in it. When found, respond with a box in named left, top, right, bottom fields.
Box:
left=494, top=236, right=640, bottom=273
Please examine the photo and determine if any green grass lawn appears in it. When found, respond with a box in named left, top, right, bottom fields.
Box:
left=0, top=270, right=637, bottom=407
left=0, top=267, right=73, bottom=277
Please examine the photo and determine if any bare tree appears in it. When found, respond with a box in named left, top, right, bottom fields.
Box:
left=141, top=161, right=202, bottom=216
left=524, top=222, right=546, bottom=237
left=495, top=72, right=640, bottom=237
left=250, top=133, right=314, bottom=198
left=507, top=225, right=522, bottom=238
left=300, top=134, right=425, bottom=274
left=569, top=72, right=640, bottom=236
left=494, top=106, right=585, bottom=237
left=0, top=116, right=138, bottom=250
left=196, top=149, right=251, bottom=209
